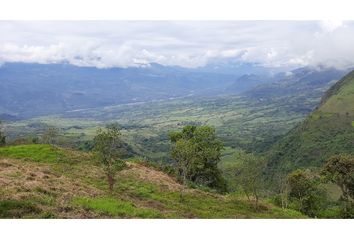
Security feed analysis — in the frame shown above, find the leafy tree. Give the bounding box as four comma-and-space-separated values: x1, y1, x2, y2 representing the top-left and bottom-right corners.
0, 120, 5, 146
42, 127, 59, 145
169, 125, 226, 192
170, 138, 195, 185
287, 169, 327, 217
93, 123, 126, 193
322, 154, 354, 217
234, 151, 266, 207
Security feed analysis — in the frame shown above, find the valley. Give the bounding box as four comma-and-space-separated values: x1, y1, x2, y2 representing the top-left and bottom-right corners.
3, 65, 348, 160
1, 62, 353, 219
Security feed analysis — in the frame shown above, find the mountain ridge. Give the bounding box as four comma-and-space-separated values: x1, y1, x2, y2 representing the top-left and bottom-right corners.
266, 69, 354, 177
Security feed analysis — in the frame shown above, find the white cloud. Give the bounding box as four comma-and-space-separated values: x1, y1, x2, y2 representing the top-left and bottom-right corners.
319, 20, 344, 32
0, 21, 354, 69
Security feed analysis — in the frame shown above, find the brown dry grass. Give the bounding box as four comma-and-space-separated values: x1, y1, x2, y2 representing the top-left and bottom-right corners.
0, 157, 190, 218
121, 162, 184, 191
0, 158, 103, 218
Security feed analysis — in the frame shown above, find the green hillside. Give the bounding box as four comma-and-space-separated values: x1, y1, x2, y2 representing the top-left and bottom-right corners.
267, 70, 354, 176
0, 144, 303, 218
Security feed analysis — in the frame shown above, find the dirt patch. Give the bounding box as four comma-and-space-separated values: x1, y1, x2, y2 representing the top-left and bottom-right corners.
121, 162, 185, 191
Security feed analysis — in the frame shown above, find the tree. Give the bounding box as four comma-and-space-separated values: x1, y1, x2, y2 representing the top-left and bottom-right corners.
234, 151, 266, 207
170, 138, 195, 185
287, 169, 327, 217
42, 127, 59, 145
322, 154, 354, 217
169, 125, 226, 192
0, 120, 5, 146
93, 123, 126, 193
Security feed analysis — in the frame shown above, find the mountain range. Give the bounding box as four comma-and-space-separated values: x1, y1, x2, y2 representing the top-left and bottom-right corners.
0, 62, 280, 119
0, 62, 349, 121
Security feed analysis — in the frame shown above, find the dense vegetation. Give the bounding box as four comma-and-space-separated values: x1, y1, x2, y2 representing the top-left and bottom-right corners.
267, 70, 354, 178
169, 126, 227, 192
258, 70, 354, 218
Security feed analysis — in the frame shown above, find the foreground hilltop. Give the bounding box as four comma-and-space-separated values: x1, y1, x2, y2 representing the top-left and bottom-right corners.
267, 70, 354, 175
0, 144, 302, 218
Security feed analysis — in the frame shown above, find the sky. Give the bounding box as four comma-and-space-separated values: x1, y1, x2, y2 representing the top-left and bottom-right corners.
0, 21, 354, 69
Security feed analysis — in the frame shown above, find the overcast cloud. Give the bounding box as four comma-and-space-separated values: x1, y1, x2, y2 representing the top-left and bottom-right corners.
0, 21, 354, 69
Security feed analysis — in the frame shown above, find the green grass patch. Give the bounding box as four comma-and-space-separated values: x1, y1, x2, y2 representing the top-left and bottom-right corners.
72, 197, 161, 218
0, 144, 64, 163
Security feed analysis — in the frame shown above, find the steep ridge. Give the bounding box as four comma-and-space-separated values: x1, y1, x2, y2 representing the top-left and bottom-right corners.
267, 70, 354, 176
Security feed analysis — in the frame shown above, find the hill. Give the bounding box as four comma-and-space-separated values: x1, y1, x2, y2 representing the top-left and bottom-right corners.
0, 144, 303, 218
267, 70, 354, 177
243, 67, 347, 115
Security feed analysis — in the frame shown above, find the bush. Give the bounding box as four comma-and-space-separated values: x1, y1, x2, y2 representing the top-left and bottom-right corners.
287, 169, 327, 217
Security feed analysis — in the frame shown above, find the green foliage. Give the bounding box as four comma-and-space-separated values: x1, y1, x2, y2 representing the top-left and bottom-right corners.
93, 123, 127, 192
322, 154, 354, 218
233, 150, 267, 206
169, 125, 227, 192
287, 169, 327, 217
322, 154, 354, 200
0, 144, 64, 163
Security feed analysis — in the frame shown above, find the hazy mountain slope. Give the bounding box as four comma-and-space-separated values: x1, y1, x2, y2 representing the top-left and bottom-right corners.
267, 70, 354, 176
244, 67, 347, 104
226, 74, 273, 93
0, 62, 274, 119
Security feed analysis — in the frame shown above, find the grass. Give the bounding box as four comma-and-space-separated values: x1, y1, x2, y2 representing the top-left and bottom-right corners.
0, 145, 305, 218
72, 197, 161, 218
0, 199, 40, 218
0, 144, 64, 163
104, 174, 304, 218
320, 70, 354, 114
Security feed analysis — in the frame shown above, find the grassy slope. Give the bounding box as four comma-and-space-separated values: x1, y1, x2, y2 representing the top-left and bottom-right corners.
0, 144, 304, 218
267, 70, 354, 175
